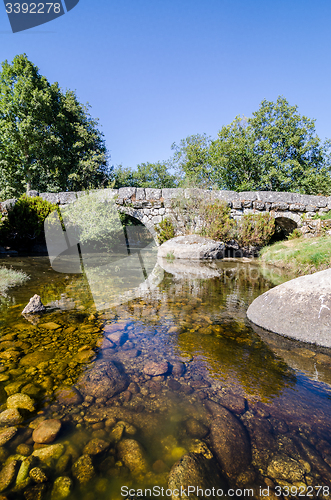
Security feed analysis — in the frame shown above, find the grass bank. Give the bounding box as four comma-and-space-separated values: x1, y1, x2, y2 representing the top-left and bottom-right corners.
259, 236, 331, 276
0, 266, 29, 295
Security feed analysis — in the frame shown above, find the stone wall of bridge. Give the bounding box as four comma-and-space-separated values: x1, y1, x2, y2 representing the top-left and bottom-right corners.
2, 187, 331, 238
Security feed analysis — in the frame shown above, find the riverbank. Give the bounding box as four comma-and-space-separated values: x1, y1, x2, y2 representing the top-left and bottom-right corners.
0, 266, 29, 295
259, 235, 331, 276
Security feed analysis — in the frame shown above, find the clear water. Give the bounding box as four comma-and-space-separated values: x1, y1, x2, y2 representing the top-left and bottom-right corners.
0, 256, 331, 499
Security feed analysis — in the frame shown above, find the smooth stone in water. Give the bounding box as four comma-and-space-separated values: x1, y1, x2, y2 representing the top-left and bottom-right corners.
32, 444, 64, 462
206, 401, 251, 480
83, 439, 109, 455
55, 387, 83, 406
168, 453, 227, 500
0, 409, 23, 426
72, 455, 95, 484
77, 361, 128, 398
0, 460, 18, 493
143, 361, 169, 377
117, 439, 149, 475
20, 351, 54, 366
51, 476, 73, 500
32, 419, 61, 444
267, 454, 305, 482
7, 393, 35, 412
0, 427, 17, 446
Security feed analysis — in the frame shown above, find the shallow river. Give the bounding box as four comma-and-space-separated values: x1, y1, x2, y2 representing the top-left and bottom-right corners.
0, 256, 330, 500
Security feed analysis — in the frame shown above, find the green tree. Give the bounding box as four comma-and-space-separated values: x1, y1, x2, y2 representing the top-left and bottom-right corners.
209, 116, 259, 191
114, 162, 178, 189
210, 97, 331, 194
170, 133, 214, 187
0, 54, 110, 199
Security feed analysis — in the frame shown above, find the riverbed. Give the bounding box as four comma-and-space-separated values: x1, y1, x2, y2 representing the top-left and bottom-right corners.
0, 256, 330, 500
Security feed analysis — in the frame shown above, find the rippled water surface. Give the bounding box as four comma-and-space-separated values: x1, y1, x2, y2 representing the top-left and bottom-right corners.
0, 256, 331, 500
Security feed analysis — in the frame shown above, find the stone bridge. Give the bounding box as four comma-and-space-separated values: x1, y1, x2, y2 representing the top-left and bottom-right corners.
3, 187, 331, 240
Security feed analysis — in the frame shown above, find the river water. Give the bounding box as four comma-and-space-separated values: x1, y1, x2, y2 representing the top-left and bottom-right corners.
0, 256, 330, 500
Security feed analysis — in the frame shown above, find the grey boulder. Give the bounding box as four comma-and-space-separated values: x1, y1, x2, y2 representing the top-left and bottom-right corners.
158, 235, 225, 260
247, 268, 331, 347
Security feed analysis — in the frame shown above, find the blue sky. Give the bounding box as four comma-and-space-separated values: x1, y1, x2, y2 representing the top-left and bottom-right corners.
1, 0, 330, 170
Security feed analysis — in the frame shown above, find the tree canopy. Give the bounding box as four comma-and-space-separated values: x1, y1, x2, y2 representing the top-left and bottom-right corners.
171, 97, 331, 194
0, 54, 110, 199
113, 161, 178, 189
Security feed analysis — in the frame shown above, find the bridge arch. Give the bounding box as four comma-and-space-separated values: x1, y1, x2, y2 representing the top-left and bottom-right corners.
118, 206, 159, 245
273, 212, 301, 236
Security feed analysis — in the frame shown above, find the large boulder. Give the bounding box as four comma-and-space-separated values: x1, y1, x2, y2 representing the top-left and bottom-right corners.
168, 453, 227, 500
158, 235, 225, 260
247, 268, 331, 347
76, 361, 128, 398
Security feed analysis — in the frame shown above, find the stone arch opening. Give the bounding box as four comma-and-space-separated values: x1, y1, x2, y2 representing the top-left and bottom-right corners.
273, 216, 298, 240
117, 207, 158, 246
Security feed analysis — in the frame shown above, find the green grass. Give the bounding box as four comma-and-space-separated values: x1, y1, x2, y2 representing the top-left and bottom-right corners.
259, 235, 331, 276
0, 266, 29, 295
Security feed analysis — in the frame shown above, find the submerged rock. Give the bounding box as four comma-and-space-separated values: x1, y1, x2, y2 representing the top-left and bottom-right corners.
0, 427, 17, 446
55, 387, 83, 406
32, 419, 62, 444
22, 295, 46, 315
0, 460, 18, 493
267, 454, 305, 482
168, 453, 227, 500
83, 439, 109, 455
143, 361, 169, 377
72, 455, 95, 484
32, 444, 64, 462
0, 409, 23, 426
117, 439, 149, 475
7, 393, 35, 412
77, 361, 128, 398
51, 476, 73, 499
206, 401, 251, 480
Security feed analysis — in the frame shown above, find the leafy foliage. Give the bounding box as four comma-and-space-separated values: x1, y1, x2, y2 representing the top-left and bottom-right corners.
199, 200, 235, 241
313, 210, 331, 220
288, 228, 302, 240
114, 162, 178, 189
61, 191, 123, 251
170, 134, 214, 188
0, 195, 58, 243
0, 54, 110, 198
171, 97, 331, 195
237, 213, 275, 247
155, 218, 175, 244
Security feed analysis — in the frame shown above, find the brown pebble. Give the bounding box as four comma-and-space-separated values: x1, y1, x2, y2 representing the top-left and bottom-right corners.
122, 391, 132, 402
32, 419, 61, 444
152, 460, 168, 473
16, 443, 32, 456
92, 422, 104, 430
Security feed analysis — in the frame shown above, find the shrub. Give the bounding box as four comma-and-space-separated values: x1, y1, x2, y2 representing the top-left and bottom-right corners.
237, 213, 275, 247
313, 210, 331, 220
199, 200, 235, 241
0, 195, 58, 243
288, 228, 302, 240
155, 218, 175, 244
